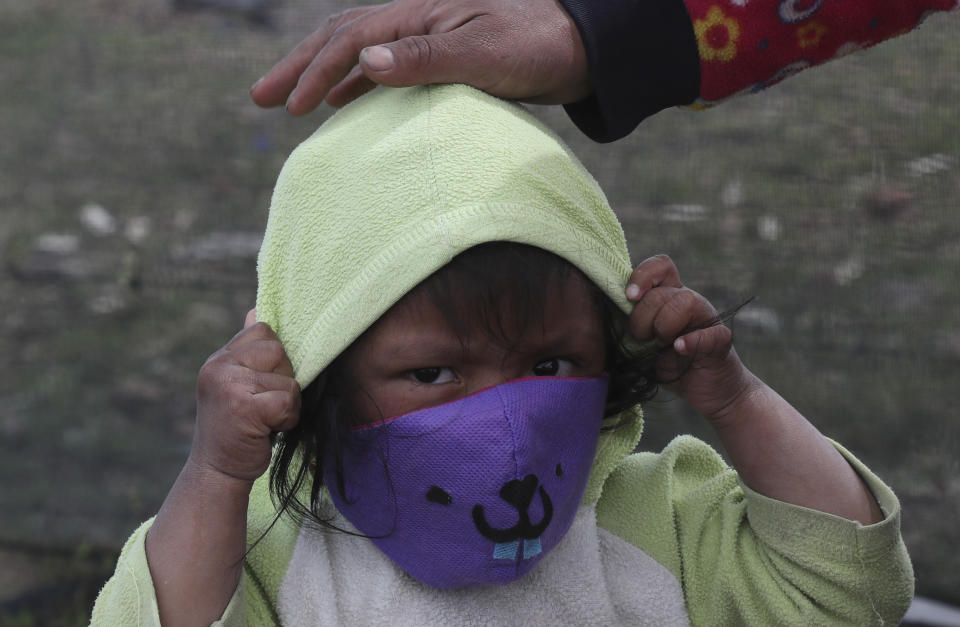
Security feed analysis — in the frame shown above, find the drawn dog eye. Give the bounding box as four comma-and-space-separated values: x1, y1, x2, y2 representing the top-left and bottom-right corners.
426, 485, 453, 505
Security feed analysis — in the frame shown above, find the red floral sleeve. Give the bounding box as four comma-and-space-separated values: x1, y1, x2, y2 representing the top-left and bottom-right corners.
686, 0, 959, 106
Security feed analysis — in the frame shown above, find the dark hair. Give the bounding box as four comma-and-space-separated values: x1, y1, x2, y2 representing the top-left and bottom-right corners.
269, 243, 661, 529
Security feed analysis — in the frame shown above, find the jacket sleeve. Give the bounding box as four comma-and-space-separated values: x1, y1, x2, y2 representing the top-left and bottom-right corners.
595, 435, 913, 626
559, 0, 959, 142
89, 476, 293, 626
89, 521, 257, 627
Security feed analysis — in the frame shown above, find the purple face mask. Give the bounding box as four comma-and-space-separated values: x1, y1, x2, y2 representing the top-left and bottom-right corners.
322, 376, 608, 589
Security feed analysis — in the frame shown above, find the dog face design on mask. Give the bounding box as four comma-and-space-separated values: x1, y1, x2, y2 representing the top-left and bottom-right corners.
324, 377, 607, 589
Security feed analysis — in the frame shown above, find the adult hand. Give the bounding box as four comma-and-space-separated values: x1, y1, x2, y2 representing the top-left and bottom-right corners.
250, 0, 590, 115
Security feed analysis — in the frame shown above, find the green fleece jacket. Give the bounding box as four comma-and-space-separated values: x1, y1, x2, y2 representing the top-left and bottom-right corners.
91, 84, 912, 626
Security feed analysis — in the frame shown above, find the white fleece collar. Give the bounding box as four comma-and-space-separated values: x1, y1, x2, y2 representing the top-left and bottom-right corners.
276, 503, 689, 626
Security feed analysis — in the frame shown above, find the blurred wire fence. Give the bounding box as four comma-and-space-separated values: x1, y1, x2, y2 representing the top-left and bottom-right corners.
1, 1, 958, 623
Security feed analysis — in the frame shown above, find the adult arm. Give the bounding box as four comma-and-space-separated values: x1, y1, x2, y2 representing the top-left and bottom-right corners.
250, 0, 957, 141
562, 0, 958, 141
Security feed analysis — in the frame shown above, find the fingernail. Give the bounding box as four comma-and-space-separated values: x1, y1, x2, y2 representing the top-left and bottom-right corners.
285, 92, 297, 112
626, 283, 640, 300
674, 338, 686, 353
361, 46, 394, 72
250, 77, 263, 93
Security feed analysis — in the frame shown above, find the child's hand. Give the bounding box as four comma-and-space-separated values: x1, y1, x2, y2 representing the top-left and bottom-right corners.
190, 310, 301, 483
626, 255, 757, 422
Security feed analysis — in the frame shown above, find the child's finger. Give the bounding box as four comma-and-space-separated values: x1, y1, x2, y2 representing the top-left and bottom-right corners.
632, 285, 716, 344
229, 339, 296, 378
250, 370, 301, 397
252, 389, 302, 432
673, 325, 733, 361
244, 308, 257, 329
224, 320, 275, 350
628, 286, 683, 343
625, 254, 683, 302
649, 289, 719, 347
629, 287, 720, 348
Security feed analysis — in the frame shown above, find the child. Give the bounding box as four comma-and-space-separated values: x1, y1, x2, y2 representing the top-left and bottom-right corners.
92, 84, 910, 626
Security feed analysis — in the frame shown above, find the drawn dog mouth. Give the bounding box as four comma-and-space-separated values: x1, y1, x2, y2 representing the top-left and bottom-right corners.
471, 474, 553, 543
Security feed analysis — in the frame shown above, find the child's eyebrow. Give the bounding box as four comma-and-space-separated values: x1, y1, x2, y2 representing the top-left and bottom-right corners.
383, 327, 602, 362
380, 337, 467, 363
544, 320, 605, 343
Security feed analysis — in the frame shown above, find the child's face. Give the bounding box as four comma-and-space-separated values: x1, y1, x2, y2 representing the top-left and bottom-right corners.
342, 271, 607, 424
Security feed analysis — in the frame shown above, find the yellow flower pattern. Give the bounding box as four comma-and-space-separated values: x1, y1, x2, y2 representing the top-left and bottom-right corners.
694, 6, 741, 63
694, 0, 950, 104
797, 21, 828, 49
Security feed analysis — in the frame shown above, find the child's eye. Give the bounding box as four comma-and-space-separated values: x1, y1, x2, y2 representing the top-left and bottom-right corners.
410, 367, 455, 384
532, 359, 573, 377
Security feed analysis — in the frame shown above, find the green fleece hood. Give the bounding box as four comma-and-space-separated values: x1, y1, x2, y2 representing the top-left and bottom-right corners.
256, 84, 641, 502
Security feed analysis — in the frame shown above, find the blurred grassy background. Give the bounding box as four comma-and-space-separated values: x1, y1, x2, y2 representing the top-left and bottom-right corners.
0, 0, 958, 623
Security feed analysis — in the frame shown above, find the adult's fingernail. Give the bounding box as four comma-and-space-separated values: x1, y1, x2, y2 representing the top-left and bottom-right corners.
250, 77, 263, 93
626, 283, 640, 300
361, 46, 394, 72
674, 337, 686, 353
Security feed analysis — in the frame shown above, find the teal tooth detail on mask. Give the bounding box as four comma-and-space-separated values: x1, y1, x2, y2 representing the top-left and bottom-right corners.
492, 538, 542, 561
493, 541, 520, 560
523, 538, 542, 560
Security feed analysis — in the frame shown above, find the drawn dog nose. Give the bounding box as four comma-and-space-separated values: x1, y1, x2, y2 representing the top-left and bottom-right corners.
473, 473, 553, 543
499, 474, 538, 511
